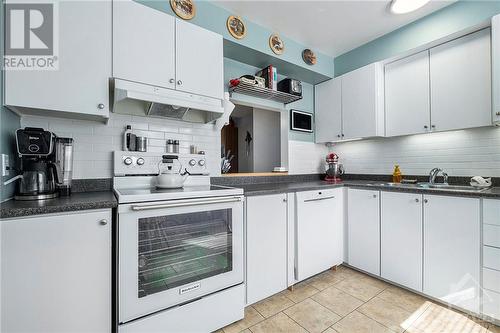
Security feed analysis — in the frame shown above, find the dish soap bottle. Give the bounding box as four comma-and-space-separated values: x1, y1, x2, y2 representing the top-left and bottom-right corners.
392, 165, 402, 183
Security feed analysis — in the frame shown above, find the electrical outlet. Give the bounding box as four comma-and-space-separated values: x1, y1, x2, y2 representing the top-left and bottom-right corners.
2, 154, 10, 177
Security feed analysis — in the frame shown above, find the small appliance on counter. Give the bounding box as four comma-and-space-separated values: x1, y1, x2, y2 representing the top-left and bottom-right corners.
325, 152, 344, 183
3, 127, 74, 200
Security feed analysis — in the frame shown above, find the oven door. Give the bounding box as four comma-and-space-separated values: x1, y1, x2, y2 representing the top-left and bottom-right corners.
118, 196, 244, 323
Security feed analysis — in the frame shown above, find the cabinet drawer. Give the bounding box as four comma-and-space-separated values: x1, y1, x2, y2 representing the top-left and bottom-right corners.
484, 199, 500, 226
484, 224, 500, 248
484, 268, 500, 293
483, 289, 500, 320
297, 188, 340, 202
484, 246, 500, 271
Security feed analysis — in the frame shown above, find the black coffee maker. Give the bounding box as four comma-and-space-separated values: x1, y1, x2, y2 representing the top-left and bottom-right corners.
12, 127, 74, 200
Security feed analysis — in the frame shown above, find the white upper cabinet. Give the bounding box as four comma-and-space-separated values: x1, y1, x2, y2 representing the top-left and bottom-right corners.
341, 63, 385, 140
113, 0, 176, 89
5, 0, 111, 120
385, 51, 431, 137
423, 195, 480, 313
175, 20, 223, 99
315, 78, 342, 142
112, 0, 223, 99
381, 192, 423, 291
430, 28, 492, 132
347, 189, 380, 276
493, 15, 500, 124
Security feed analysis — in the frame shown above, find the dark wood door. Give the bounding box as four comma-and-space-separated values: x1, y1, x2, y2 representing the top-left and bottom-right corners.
221, 118, 238, 173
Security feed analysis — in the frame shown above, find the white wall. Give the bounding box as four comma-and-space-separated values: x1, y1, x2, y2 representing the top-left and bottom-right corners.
288, 140, 329, 174
234, 113, 253, 173
253, 108, 281, 172
20, 113, 221, 179
333, 127, 500, 177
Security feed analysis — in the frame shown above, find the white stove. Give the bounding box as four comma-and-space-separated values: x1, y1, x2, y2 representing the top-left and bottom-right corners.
113, 151, 243, 203
113, 151, 245, 332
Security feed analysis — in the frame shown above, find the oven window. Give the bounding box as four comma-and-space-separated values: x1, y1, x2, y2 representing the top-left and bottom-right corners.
137, 209, 233, 298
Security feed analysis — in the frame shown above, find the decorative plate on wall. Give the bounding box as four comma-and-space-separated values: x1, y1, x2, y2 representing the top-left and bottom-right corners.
269, 34, 285, 55
227, 15, 246, 39
302, 49, 317, 65
170, 0, 196, 20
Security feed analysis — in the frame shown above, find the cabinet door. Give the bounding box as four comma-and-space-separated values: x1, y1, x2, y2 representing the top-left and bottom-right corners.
296, 189, 343, 281
430, 28, 491, 132
246, 194, 287, 305
176, 19, 223, 99
315, 78, 342, 142
381, 192, 423, 291
5, 0, 111, 118
342, 63, 384, 140
1, 210, 111, 332
385, 51, 431, 137
493, 15, 500, 124
347, 189, 380, 275
113, 0, 176, 89
423, 195, 480, 313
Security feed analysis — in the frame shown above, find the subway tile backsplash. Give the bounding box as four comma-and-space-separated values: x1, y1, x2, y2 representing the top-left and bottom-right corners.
20, 113, 221, 179
333, 126, 500, 177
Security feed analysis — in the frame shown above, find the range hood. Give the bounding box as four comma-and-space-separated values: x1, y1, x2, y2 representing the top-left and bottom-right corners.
113, 79, 233, 128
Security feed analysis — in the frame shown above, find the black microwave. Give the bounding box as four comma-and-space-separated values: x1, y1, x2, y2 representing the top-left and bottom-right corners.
290, 110, 313, 133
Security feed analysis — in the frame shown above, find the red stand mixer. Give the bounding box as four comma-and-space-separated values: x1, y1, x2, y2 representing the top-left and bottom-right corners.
325, 153, 344, 183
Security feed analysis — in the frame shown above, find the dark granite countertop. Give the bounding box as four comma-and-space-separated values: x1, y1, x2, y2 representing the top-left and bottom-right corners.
0, 191, 118, 219
238, 180, 500, 198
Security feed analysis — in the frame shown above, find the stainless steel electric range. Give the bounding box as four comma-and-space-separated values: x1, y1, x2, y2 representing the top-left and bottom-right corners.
113, 151, 244, 333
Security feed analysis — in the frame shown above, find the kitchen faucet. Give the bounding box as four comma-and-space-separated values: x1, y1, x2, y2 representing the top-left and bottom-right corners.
429, 168, 449, 185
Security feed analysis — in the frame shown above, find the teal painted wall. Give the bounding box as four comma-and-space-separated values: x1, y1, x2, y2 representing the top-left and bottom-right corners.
224, 57, 314, 142
0, 3, 21, 201
335, 1, 500, 76
138, 0, 334, 81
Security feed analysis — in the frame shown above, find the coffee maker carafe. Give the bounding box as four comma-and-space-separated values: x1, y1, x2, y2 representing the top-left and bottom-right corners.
4, 127, 74, 200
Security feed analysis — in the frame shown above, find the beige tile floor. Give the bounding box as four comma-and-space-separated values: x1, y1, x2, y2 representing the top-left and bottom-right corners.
218, 266, 500, 333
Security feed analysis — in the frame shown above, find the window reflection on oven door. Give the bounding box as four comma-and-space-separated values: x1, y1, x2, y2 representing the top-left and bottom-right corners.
118, 196, 244, 324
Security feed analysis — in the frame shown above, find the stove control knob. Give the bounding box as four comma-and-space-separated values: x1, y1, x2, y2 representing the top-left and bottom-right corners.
189, 159, 197, 166
124, 157, 133, 166
137, 158, 145, 166
198, 159, 206, 166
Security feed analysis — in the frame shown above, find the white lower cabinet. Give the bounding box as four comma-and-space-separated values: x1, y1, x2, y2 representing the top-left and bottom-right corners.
245, 194, 288, 305
381, 192, 423, 291
295, 188, 344, 281
1, 209, 112, 333
347, 189, 380, 276
423, 195, 480, 313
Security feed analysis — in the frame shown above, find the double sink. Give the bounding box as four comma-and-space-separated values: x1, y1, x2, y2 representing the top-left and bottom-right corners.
367, 182, 488, 193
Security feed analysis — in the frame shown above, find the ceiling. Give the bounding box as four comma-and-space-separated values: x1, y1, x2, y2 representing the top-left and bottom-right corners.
213, 0, 455, 57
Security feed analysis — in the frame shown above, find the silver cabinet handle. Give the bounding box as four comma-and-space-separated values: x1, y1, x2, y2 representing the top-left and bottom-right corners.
169, 78, 175, 84
132, 196, 242, 211
304, 196, 336, 203
496, 112, 500, 116
99, 219, 108, 225
177, 80, 182, 85
97, 103, 105, 110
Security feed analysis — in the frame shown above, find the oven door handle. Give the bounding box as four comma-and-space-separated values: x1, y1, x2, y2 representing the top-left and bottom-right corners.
131, 196, 243, 211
